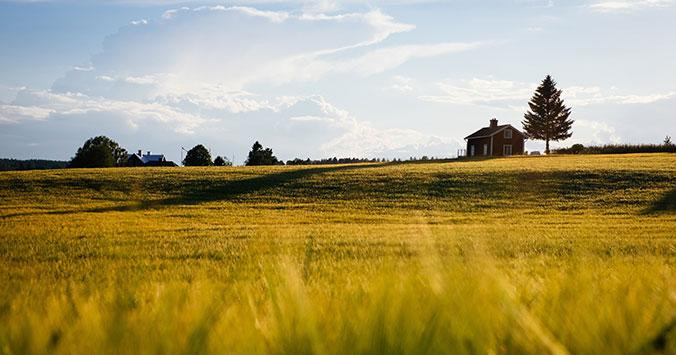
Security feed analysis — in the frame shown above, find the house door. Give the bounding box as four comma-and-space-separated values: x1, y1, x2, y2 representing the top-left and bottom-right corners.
470, 145, 475, 156
503, 144, 512, 156
483, 144, 488, 156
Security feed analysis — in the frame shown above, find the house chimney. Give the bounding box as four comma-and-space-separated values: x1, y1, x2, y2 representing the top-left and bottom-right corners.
137, 150, 142, 156
490, 118, 498, 128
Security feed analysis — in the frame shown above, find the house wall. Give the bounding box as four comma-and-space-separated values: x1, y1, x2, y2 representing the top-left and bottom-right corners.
466, 137, 492, 157
126, 155, 145, 167
491, 129, 525, 156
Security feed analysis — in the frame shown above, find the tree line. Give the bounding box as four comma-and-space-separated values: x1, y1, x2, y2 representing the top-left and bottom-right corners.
6, 75, 671, 170
0, 158, 68, 171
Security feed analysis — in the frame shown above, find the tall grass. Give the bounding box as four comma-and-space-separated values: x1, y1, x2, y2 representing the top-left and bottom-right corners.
0, 153, 674, 354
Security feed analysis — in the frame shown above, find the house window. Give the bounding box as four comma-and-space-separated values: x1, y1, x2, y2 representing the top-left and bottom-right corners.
470, 145, 475, 156
483, 144, 488, 156
504, 129, 512, 139
503, 144, 513, 156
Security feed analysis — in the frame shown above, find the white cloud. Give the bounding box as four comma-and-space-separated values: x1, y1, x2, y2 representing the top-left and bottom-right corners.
420, 78, 535, 105
0, 104, 53, 123
4, 89, 206, 134
124, 75, 159, 85
1, 88, 459, 159
420, 78, 676, 107
566, 86, 676, 105
130, 19, 148, 25
96, 75, 115, 82
191, 5, 291, 23
568, 119, 622, 144
389, 75, 414, 93
588, 0, 672, 12
1, 5, 484, 161
162, 7, 189, 19
73, 65, 94, 71
339, 42, 486, 76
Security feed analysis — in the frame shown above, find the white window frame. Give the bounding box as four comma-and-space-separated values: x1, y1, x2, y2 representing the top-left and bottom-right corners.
483, 144, 488, 156
503, 144, 513, 156
504, 129, 512, 139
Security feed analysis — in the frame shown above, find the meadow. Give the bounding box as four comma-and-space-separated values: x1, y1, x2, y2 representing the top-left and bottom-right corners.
0, 153, 674, 354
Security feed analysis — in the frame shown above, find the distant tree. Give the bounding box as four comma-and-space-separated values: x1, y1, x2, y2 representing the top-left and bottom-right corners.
213, 156, 232, 166
522, 75, 574, 154
664, 136, 673, 146
69, 136, 127, 168
183, 144, 212, 166
245, 141, 281, 166
213, 156, 225, 166
570, 144, 585, 154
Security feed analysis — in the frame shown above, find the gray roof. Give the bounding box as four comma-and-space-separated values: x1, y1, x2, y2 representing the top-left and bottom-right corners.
127, 153, 166, 164
141, 154, 165, 163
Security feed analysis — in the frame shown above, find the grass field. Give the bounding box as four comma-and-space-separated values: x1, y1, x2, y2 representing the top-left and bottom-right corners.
0, 153, 674, 354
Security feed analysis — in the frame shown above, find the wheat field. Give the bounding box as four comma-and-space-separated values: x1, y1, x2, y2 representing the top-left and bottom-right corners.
0, 154, 674, 354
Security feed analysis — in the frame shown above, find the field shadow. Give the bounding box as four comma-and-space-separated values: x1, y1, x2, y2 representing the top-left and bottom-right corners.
0, 164, 387, 218
2, 160, 672, 219
642, 188, 676, 214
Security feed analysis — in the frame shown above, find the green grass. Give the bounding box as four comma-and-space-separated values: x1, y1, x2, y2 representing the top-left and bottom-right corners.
0, 153, 674, 354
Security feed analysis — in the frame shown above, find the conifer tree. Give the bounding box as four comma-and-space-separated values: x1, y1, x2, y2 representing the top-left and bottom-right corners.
522, 75, 573, 154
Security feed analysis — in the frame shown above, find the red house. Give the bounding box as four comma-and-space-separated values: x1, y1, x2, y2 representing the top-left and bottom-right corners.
464, 118, 525, 157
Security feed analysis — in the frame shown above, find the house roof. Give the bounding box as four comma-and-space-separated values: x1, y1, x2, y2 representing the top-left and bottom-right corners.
464, 124, 524, 140
126, 153, 166, 164
140, 154, 165, 163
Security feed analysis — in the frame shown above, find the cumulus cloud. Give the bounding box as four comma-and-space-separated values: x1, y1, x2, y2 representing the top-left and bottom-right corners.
6, 89, 206, 134
571, 119, 621, 144
51, 6, 438, 97
1, 90, 460, 160
0, 4, 478, 161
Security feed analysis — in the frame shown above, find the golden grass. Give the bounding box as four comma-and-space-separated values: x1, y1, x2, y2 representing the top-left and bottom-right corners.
0, 153, 674, 354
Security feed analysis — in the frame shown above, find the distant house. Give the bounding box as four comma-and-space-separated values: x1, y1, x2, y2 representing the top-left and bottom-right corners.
464, 118, 525, 157
125, 150, 177, 167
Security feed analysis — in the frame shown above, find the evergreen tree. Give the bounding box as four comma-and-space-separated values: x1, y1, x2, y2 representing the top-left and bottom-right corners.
522, 75, 573, 154
183, 144, 212, 166
245, 141, 280, 166
69, 136, 127, 168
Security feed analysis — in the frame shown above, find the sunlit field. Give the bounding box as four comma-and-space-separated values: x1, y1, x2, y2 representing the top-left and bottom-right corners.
0, 154, 674, 354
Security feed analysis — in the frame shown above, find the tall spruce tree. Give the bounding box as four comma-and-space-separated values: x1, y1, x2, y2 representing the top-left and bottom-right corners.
522, 75, 573, 154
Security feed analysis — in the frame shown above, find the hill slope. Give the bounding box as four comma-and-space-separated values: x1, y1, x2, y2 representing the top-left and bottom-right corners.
0, 154, 674, 354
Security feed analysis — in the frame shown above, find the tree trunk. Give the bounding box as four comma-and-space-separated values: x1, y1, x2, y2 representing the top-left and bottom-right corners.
545, 139, 550, 155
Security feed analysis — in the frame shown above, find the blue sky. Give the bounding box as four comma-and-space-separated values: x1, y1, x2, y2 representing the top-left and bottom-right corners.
1, 0, 675, 163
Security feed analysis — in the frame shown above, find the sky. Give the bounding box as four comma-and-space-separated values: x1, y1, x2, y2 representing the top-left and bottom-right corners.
1, 0, 675, 164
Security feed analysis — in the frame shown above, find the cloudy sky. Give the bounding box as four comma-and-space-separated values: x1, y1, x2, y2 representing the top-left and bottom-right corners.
1, 0, 674, 163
